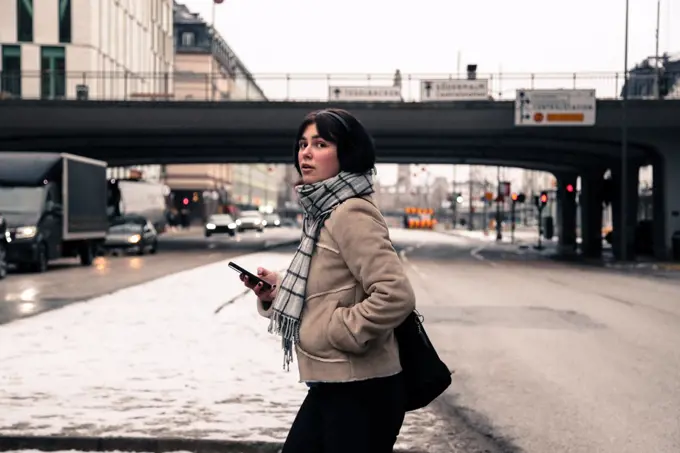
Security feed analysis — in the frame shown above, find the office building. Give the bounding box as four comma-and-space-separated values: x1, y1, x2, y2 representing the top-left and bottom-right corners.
0, 0, 174, 100
163, 2, 275, 223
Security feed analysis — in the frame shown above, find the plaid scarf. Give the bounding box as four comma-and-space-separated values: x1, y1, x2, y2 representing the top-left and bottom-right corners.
268, 171, 374, 370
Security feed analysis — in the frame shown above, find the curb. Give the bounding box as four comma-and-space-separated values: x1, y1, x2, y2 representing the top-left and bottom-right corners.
0, 435, 424, 453
262, 238, 299, 250
435, 229, 545, 251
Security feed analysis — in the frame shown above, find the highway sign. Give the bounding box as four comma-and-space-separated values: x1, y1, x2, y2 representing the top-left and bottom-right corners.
420, 79, 489, 101
328, 86, 402, 102
515, 89, 596, 126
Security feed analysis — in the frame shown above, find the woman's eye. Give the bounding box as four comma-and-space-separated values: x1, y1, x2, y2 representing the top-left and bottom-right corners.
314, 141, 327, 148
298, 142, 307, 149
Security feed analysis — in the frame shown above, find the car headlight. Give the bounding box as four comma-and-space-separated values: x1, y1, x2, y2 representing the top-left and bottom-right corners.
4, 230, 11, 242
15, 226, 37, 239
262, 220, 267, 226
235, 219, 241, 226
228, 223, 236, 229
128, 234, 141, 244
206, 223, 216, 230
274, 220, 280, 226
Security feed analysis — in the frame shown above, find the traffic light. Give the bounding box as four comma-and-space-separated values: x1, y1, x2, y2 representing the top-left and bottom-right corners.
539, 191, 548, 207
182, 197, 189, 205
566, 183, 574, 193
511, 192, 518, 202
517, 193, 526, 203
455, 193, 463, 204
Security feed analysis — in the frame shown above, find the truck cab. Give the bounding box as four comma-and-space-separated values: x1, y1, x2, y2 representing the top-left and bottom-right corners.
0, 182, 66, 272
0, 152, 108, 273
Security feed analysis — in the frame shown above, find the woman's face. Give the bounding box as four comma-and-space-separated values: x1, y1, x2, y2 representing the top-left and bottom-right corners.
297, 122, 340, 184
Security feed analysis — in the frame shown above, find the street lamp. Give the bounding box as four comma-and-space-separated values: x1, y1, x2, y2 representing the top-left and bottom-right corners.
208, 0, 224, 101
620, 0, 630, 261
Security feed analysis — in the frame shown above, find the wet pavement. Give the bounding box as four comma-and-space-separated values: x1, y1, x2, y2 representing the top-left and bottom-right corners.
0, 229, 299, 325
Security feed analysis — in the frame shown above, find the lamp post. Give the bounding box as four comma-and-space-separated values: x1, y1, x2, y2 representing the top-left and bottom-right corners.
619, 0, 630, 261
208, 0, 223, 101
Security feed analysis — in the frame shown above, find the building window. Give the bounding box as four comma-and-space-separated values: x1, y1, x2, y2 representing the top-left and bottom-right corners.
1, 46, 22, 97
181, 32, 195, 47
59, 0, 72, 43
17, 0, 33, 42
41, 46, 66, 99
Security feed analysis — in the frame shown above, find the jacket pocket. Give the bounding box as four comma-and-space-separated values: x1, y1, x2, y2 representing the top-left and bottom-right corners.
327, 306, 370, 355
298, 297, 349, 362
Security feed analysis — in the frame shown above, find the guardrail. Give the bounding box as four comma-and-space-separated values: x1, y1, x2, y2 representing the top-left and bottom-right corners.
0, 70, 677, 102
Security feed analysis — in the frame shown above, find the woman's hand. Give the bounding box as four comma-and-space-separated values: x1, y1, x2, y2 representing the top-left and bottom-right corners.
241, 267, 278, 302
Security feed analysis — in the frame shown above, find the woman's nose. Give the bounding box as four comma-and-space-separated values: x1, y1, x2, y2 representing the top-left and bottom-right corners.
300, 146, 313, 158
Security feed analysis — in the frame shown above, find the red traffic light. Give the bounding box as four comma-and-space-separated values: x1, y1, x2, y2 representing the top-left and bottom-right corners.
566, 183, 574, 193
511, 192, 518, 201
182, 198, 189, 205
540, 194, 548, 204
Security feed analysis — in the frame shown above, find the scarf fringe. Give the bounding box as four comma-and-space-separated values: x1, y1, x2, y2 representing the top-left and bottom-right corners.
268, 312, 299, 371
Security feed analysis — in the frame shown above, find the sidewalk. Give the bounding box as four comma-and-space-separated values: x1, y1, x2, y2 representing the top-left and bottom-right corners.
0, 250, 458, 453
436, 226, 680, 274
435, 225, 555, 248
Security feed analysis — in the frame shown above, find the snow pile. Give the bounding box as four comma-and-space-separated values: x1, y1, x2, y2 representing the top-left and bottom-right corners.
0, 248, 453, 451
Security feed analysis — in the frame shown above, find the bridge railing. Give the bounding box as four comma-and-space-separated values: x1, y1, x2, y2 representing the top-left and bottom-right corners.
0, 70, 678, 102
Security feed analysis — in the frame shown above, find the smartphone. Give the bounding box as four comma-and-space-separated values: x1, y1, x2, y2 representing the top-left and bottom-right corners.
228, 261, 272, 291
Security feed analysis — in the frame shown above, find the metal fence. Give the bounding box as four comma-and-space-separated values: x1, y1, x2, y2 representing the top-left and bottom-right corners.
0, 70, 678, 102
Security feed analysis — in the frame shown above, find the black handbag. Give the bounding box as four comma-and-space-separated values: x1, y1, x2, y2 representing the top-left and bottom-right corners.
395, 310, 453, 412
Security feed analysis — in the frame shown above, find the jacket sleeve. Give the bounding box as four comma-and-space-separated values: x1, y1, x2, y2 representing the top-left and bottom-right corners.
326, 198, 416, 354
255, 272, 283, 318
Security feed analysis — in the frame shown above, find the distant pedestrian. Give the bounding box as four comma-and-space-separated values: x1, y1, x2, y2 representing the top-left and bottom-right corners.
240, 108, 416, 453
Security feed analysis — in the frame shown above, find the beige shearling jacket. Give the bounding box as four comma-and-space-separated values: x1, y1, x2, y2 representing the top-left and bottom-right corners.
257, 196, 416, 383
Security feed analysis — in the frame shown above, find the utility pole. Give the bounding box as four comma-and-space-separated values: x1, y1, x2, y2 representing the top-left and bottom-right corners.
654, 0, 662, 99
620, 0, 630, 261
468, 165, 474, 230
496, 166, 503, 241
452, 164, 457, 228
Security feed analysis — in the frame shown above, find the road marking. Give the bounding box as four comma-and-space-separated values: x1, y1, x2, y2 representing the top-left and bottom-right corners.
409, 262, 428, 279
398, 249, 409, 262
470, 243, 498, 267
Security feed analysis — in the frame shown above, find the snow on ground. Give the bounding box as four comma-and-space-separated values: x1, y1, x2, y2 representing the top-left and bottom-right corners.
442, 227, 547, 244
6, 451, 192, 453
0, 247, 454, 451
388, 226, 472, 245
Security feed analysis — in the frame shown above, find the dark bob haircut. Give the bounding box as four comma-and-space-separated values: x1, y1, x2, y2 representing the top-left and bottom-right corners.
293, 108, 376, 176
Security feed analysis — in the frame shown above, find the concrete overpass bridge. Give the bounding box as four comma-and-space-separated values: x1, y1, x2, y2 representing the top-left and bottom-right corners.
0, 98, 679, 261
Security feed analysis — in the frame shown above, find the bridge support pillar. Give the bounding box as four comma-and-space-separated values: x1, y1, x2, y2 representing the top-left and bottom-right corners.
654, 147, 680, 260
580, 170, 605, 258
610, 162, 641, 260
556, 172, 578, 256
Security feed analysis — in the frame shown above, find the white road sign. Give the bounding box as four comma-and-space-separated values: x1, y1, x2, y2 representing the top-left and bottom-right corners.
328, 86, 402, 102
420, 79, 489, 101
515, 89, 596, 126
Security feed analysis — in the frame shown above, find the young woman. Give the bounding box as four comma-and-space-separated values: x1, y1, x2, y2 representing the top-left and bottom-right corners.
240, 108, 416, 453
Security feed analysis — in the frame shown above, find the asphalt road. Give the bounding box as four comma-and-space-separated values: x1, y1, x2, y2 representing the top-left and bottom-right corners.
3, 226, 679, 453
0, 228, 299, 325
392, 228, 680, 453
